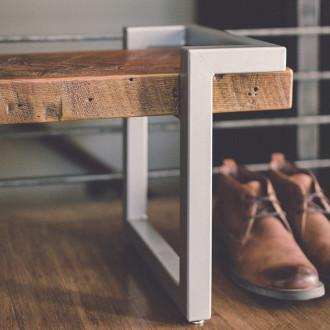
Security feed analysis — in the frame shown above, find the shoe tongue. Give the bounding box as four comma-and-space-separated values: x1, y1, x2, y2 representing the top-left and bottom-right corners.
290, 173, 313, 193
245, 180, 263, 196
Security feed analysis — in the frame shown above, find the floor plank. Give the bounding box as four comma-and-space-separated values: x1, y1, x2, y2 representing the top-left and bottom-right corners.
1, 197, 329, 329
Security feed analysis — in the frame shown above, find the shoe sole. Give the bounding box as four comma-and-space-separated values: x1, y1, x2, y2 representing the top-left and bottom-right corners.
231, 272, 325, 300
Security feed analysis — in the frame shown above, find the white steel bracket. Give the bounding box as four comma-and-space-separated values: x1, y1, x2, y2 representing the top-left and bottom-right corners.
123, 24, 286, 323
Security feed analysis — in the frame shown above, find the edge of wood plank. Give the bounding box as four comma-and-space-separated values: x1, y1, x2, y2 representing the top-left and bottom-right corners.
212, 68, 293, 113
0, 68, 293, 124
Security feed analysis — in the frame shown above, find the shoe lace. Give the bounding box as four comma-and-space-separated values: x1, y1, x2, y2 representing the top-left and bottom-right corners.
297, 188, 330, 238
302, 190, 330, 215
244, 193, 286, 221
241, 193, 289, 245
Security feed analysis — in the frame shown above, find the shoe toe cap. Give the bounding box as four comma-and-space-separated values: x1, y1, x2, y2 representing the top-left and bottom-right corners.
270, 265, 319, 289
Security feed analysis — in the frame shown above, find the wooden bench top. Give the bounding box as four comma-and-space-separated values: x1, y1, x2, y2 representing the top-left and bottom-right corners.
0, 48, 292, 124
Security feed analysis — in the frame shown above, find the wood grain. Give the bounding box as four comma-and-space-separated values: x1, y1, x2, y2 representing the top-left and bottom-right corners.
1, 197, 328, 329
0, 48, 181, 79
213, 68, 293, 113
0, 48, 292, 124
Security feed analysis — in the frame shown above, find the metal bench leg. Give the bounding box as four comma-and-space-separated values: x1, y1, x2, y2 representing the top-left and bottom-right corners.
123, 25, 286, 323
123, 25, 212, 323
179, 68, 213, 322
123, 96, 212, 323
123, 117, 148, 223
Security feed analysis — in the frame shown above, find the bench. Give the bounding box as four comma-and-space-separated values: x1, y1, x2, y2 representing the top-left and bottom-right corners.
0, 25, 293, 323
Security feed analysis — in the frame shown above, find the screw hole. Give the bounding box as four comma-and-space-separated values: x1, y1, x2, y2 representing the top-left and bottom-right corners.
215, 74, 224, 81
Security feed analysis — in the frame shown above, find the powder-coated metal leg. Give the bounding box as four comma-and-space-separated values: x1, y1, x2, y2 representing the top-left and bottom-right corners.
123, 93, 212, 321
123, 25, 287, 323
179, 52, 213, 321
123, 117, 148, 222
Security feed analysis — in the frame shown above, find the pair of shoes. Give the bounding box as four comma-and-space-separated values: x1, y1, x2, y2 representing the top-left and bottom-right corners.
213, 154, 329, 300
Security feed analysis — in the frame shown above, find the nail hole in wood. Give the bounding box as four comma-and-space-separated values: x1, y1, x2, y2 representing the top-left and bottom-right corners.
248, 93, 252, 96
172, 87, 179, 98
18, 104, 23, 108
88, 97, 94, 102
254, 87, 259, 92
129, 77, 134, 81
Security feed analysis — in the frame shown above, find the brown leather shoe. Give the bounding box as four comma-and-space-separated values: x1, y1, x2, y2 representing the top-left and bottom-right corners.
214, 159, 324, 300
269, 153, 330, 283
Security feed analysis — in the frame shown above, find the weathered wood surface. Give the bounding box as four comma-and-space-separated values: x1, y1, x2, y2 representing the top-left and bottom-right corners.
213, 68, 292, 113
1, 197, 328, 329
0, 48, 292, 124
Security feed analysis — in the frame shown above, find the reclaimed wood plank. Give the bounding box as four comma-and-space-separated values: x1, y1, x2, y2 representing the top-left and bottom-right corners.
213, 68, 293, 113
0, 48, 292, 124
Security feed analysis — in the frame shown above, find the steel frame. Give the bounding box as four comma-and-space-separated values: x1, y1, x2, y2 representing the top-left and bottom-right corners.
123, 25, 286, 322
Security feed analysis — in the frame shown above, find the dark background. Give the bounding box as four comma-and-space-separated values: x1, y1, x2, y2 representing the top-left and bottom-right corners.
197, 0, 330, 194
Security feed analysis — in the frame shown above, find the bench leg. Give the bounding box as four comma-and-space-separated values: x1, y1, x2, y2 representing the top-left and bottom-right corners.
123, 112, 212, 322
122, 25, 212, 323
123, 117, 148, 223
123, 24, 286, 323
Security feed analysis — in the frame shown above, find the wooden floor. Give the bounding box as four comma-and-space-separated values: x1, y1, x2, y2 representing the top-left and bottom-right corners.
1, 197, 329, 329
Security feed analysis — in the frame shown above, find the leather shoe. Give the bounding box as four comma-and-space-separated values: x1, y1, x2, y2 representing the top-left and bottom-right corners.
269, 153, 330, 283
213, 159, 325, 299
